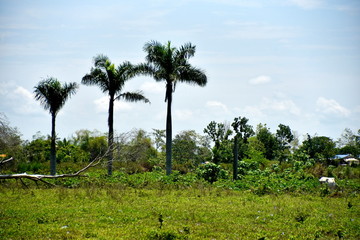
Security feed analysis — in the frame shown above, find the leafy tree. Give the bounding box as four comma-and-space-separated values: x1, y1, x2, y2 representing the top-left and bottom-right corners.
71, 129, 107, 161
124, 129, 156, 163
204, 121, 233, 164
0, 113, 22, 157
138, 41, 207, 175
255, 124, 278, 160
231, 116, 254, 180
152, 129, 166, 152
275, 124, 294, 162
337, 128, 360, 156
56, 138, 89, 163
172, 130, 198, 164
34, 77, 78, 175
82, 55, 150, 175
23, 134, 50, 163
244, 137, 268, 168
172, 130, 212, 169
300, 134, 336, 163
115, 129, 157, 172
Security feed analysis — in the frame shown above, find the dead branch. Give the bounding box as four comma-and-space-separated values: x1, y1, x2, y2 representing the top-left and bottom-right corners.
0, 157, 14, 166
0, 144, 114, 185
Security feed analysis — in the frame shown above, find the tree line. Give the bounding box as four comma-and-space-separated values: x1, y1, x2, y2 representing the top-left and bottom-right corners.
1, 110, 359, 177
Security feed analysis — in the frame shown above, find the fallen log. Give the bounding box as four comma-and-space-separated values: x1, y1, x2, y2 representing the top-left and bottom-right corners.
0, 147, 110, 185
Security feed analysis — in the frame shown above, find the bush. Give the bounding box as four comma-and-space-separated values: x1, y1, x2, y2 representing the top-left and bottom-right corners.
197, 162, 228, 183
16, 162, 46, 173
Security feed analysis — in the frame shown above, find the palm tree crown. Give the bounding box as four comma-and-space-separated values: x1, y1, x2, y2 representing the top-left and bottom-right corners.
34, 77, 78, 116
141, 41, 207, 99
139, 40, 207, 175
82, 54, 149, 103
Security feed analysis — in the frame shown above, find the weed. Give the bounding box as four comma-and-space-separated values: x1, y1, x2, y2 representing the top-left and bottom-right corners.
294, 212, 309, 223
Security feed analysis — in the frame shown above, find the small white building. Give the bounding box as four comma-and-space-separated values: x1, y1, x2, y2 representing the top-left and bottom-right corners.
319, 177, 336, 188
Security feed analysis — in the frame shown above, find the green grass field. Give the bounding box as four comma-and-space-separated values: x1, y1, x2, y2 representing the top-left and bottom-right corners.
1, 183, 359, 240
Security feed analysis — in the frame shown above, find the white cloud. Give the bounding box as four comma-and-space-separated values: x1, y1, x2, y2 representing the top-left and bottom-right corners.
11, 86, 41, 114
262, 97, 301, 116
14, 86, 34, 100
174, 109, 193, 121
316, 97, 350, 117
242, 106, 265, 118
140, 81, 164, 94
249, 75, 271, 85
239, 96, 301, 119
94, 96, 132, 113
206, 100, 230, 113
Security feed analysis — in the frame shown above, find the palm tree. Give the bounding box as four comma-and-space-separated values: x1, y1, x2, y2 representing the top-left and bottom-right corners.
82, 54, 150, 176
34, 77, 78, 175
138, 41, 207, 175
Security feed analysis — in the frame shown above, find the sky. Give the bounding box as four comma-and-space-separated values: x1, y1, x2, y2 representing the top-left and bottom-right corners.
0, 0, 359, 142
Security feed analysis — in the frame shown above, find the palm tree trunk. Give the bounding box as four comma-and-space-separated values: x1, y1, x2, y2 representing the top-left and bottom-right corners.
50, 113, 56, 175
165, 83, 172, 175
108, 95, 114, 176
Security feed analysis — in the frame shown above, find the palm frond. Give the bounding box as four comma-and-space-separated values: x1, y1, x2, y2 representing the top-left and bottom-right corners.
117, 61, 136, 80
116, 91, 150, 104
93, 54, 110, 69
176, 42, 196, 60
82, 68, 110, 93
144, 40, 174, 68
177, 65, 207, 86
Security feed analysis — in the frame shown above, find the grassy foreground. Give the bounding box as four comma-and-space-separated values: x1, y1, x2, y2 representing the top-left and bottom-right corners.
0, 184, 359, 240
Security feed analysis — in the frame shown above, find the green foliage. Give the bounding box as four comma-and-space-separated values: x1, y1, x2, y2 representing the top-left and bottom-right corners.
275, 124, 294, 162
72, 129, 108, 160
300, 134, 336, 163
336, 128, 360, 156
152, 129, 166, 152
204, 121, 233, 164
196, 162, 228, 183
23, 135, 51, 163
115, 129, 157, 173
244, 138, 268, 167
17, 161, 46, 173
256, 123, 278, 160
172, 130, 212, 169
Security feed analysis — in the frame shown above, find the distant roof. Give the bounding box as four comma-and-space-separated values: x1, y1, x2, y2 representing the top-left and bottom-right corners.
333, 154, 352, 159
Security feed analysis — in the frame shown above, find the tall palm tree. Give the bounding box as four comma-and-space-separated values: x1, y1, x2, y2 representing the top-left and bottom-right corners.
34, 77, 78, 175
138, 41, 207, 175
82, 54, 150, 176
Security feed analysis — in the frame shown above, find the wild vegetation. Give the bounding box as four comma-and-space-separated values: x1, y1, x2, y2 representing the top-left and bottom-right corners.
1, 116, 359, 238
1, 40, 359, 239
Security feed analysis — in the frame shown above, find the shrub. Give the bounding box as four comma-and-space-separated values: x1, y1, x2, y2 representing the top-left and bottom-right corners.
197, 162, 228, 183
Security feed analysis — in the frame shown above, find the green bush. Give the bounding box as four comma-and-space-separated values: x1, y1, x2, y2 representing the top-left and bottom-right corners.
196, 162, 228, 183
16, 162, 46, 173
